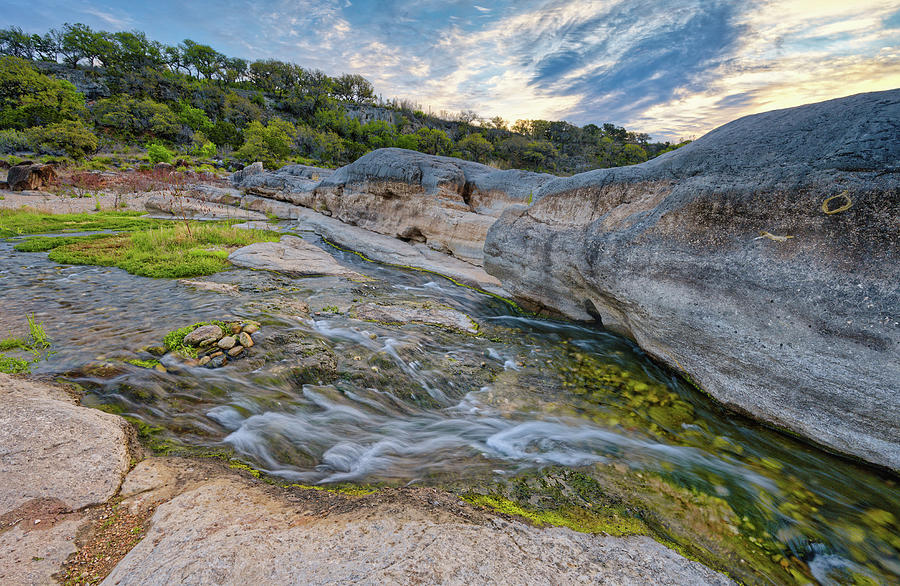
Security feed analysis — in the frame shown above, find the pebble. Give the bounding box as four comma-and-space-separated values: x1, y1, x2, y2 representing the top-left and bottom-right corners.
242, 323, 259, 334
208, 354, 227, 368
154, 364, 167, 373
199, 356, 211, 366
229, 323, 242, 335
238, 331, 254, 348
228, 345, 244, 357
184, 324, 224, 346
217, 336, 236, 350
210, 351, 223, 358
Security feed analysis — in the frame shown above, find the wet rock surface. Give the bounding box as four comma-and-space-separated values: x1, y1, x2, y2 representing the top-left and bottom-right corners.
484, 89, 900, 470
105, 462, 732, 586
352, 300, 479, 334
227, 235, 365, 279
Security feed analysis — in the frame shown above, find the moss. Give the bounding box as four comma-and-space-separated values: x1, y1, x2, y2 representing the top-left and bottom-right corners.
124, 358, 161, 369
290, 483, 379, 497
228, 460, 262, 478
462, 493, 648, 536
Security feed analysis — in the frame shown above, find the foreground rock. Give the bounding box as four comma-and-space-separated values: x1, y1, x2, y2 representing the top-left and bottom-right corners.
227, 235, 364, 279
106, 462, 730, 586
0, 373, 133, 585
485, 89, 900, 470
232, 149, 554, 265
0, 375, 730, 584
4, 162, 56, 191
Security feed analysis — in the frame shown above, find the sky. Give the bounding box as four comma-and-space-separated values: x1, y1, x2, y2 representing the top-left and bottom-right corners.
7, 0, 900, 140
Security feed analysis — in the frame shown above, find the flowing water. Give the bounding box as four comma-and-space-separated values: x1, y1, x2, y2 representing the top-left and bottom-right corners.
1, 228, 897, 585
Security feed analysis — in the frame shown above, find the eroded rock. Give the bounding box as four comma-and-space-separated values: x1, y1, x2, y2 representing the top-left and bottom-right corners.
352, 301, 479, 334
484, 89, 900, 471
6, 162, 56, 191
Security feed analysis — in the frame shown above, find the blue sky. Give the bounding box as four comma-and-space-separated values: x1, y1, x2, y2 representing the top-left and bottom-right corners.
7, 0, 900, 140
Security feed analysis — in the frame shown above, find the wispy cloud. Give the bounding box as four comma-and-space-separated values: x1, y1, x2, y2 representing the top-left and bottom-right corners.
7, 0, 899, 140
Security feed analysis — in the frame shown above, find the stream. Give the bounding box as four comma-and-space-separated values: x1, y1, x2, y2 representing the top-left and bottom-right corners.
1, 226, 897, 585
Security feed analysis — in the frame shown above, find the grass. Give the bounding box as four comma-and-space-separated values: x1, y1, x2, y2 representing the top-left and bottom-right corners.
46, 223, 281, 278
0, 209, 164, 238
0, 313, 51, 374
13, 234, 111, 252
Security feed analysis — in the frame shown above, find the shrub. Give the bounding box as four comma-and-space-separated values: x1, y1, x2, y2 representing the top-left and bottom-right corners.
27, 120, 99, 158
0, 128, 30, 153
146, 143, 174, 165
236, 119, 297, 168
0, 56, 85, 129
176, 102, 213, 132
93, 97, 180, 140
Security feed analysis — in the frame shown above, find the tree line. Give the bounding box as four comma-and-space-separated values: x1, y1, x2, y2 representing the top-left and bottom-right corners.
0, 23, 687, 173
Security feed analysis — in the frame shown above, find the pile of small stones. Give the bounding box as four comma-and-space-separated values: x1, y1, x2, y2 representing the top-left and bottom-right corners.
181, 321, 260, 368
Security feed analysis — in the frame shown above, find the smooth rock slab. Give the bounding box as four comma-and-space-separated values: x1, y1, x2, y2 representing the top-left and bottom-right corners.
227, 235, 364, 279
0, 373, 132, 515
103, 477, 731, 586
352, 301, 479, 334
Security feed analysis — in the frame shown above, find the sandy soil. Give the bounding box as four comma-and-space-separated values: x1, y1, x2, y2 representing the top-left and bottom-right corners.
0, 189, 154, 214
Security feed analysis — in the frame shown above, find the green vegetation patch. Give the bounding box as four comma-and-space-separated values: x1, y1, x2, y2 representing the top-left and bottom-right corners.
124, 358, 161, 369
0, 209, 162, 238
13, 233, 111, 252
46, 223, 280, 278
0, 314, 52, 374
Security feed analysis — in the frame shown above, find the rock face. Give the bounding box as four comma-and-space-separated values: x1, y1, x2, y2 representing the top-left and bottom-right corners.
227, 235, 364, 279
6, 162, 56, 191
231, 149, 554, 266
104, 473, 731, 586
145, 193, 268, 220
485, 89, 900, 471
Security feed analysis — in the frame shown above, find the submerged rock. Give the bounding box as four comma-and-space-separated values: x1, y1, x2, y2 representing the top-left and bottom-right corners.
227, 235, 365, 280
352, 301, 479, 334
484, 89, 900, 471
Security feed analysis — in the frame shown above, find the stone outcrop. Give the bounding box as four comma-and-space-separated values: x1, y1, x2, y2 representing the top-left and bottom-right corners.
0, 375, 730, 584
484, 89, 900, 471
227, 235, 364, 279
231, 148, 554, 266
145, 193, 268, 221
5, 162, 56, 191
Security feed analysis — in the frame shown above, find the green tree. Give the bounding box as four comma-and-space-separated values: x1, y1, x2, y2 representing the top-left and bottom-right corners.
414, 127, 451, 156
236, 119, 297, 168
93, 97, 180, 139
26, 119, 98, 158
0, 56, 85, 129
457, 133, 493, 163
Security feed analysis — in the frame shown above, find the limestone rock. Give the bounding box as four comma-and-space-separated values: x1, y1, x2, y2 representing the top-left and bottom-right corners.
227, 345, 244, 357
103, 479, 731, 585
217, 336, 236, 350
484, 89, 900, 471
0, 373, 132, 514
230, 161, 264, 185
6, 163, 56, 191
145, 193, 268, 220
238, 331, 254, 347
183, 324, 224, 346
227, 235, 364, 279
352, 301, 479, 334
178, 280, 240, 295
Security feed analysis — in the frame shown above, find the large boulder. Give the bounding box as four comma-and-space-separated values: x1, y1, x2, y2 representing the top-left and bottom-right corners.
484, 89, 900, 471
227, 235, 364, 279
230, 149, 554, 266
6, 162, 56, 191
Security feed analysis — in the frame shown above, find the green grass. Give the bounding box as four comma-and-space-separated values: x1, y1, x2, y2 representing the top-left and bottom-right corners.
47, 223, 281, 278
0, 313, 51, 374
13, 234, 111, 252
0, 209, 163, 238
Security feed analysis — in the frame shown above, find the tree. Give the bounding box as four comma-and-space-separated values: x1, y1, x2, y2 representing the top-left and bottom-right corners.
414, 127, 451, 155
457, 133, 493, 163
489, 116, 507, 130
236, 119, 297, 168
182, 39, 222, 79
0, 27, 34, 59
333, 73, 374, 103
0, 56, 85, 129
59, 23, 110, 68
93, 97, 180, 139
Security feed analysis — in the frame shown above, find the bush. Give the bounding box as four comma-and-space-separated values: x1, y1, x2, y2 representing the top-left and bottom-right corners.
0, 56, 85, 129
236, 119, 296, 168
176, 102, 213, 132
26, 120, 98, 159
0, 128, 30, 153
93, 97, 180, 140
146, 143, 174, 165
